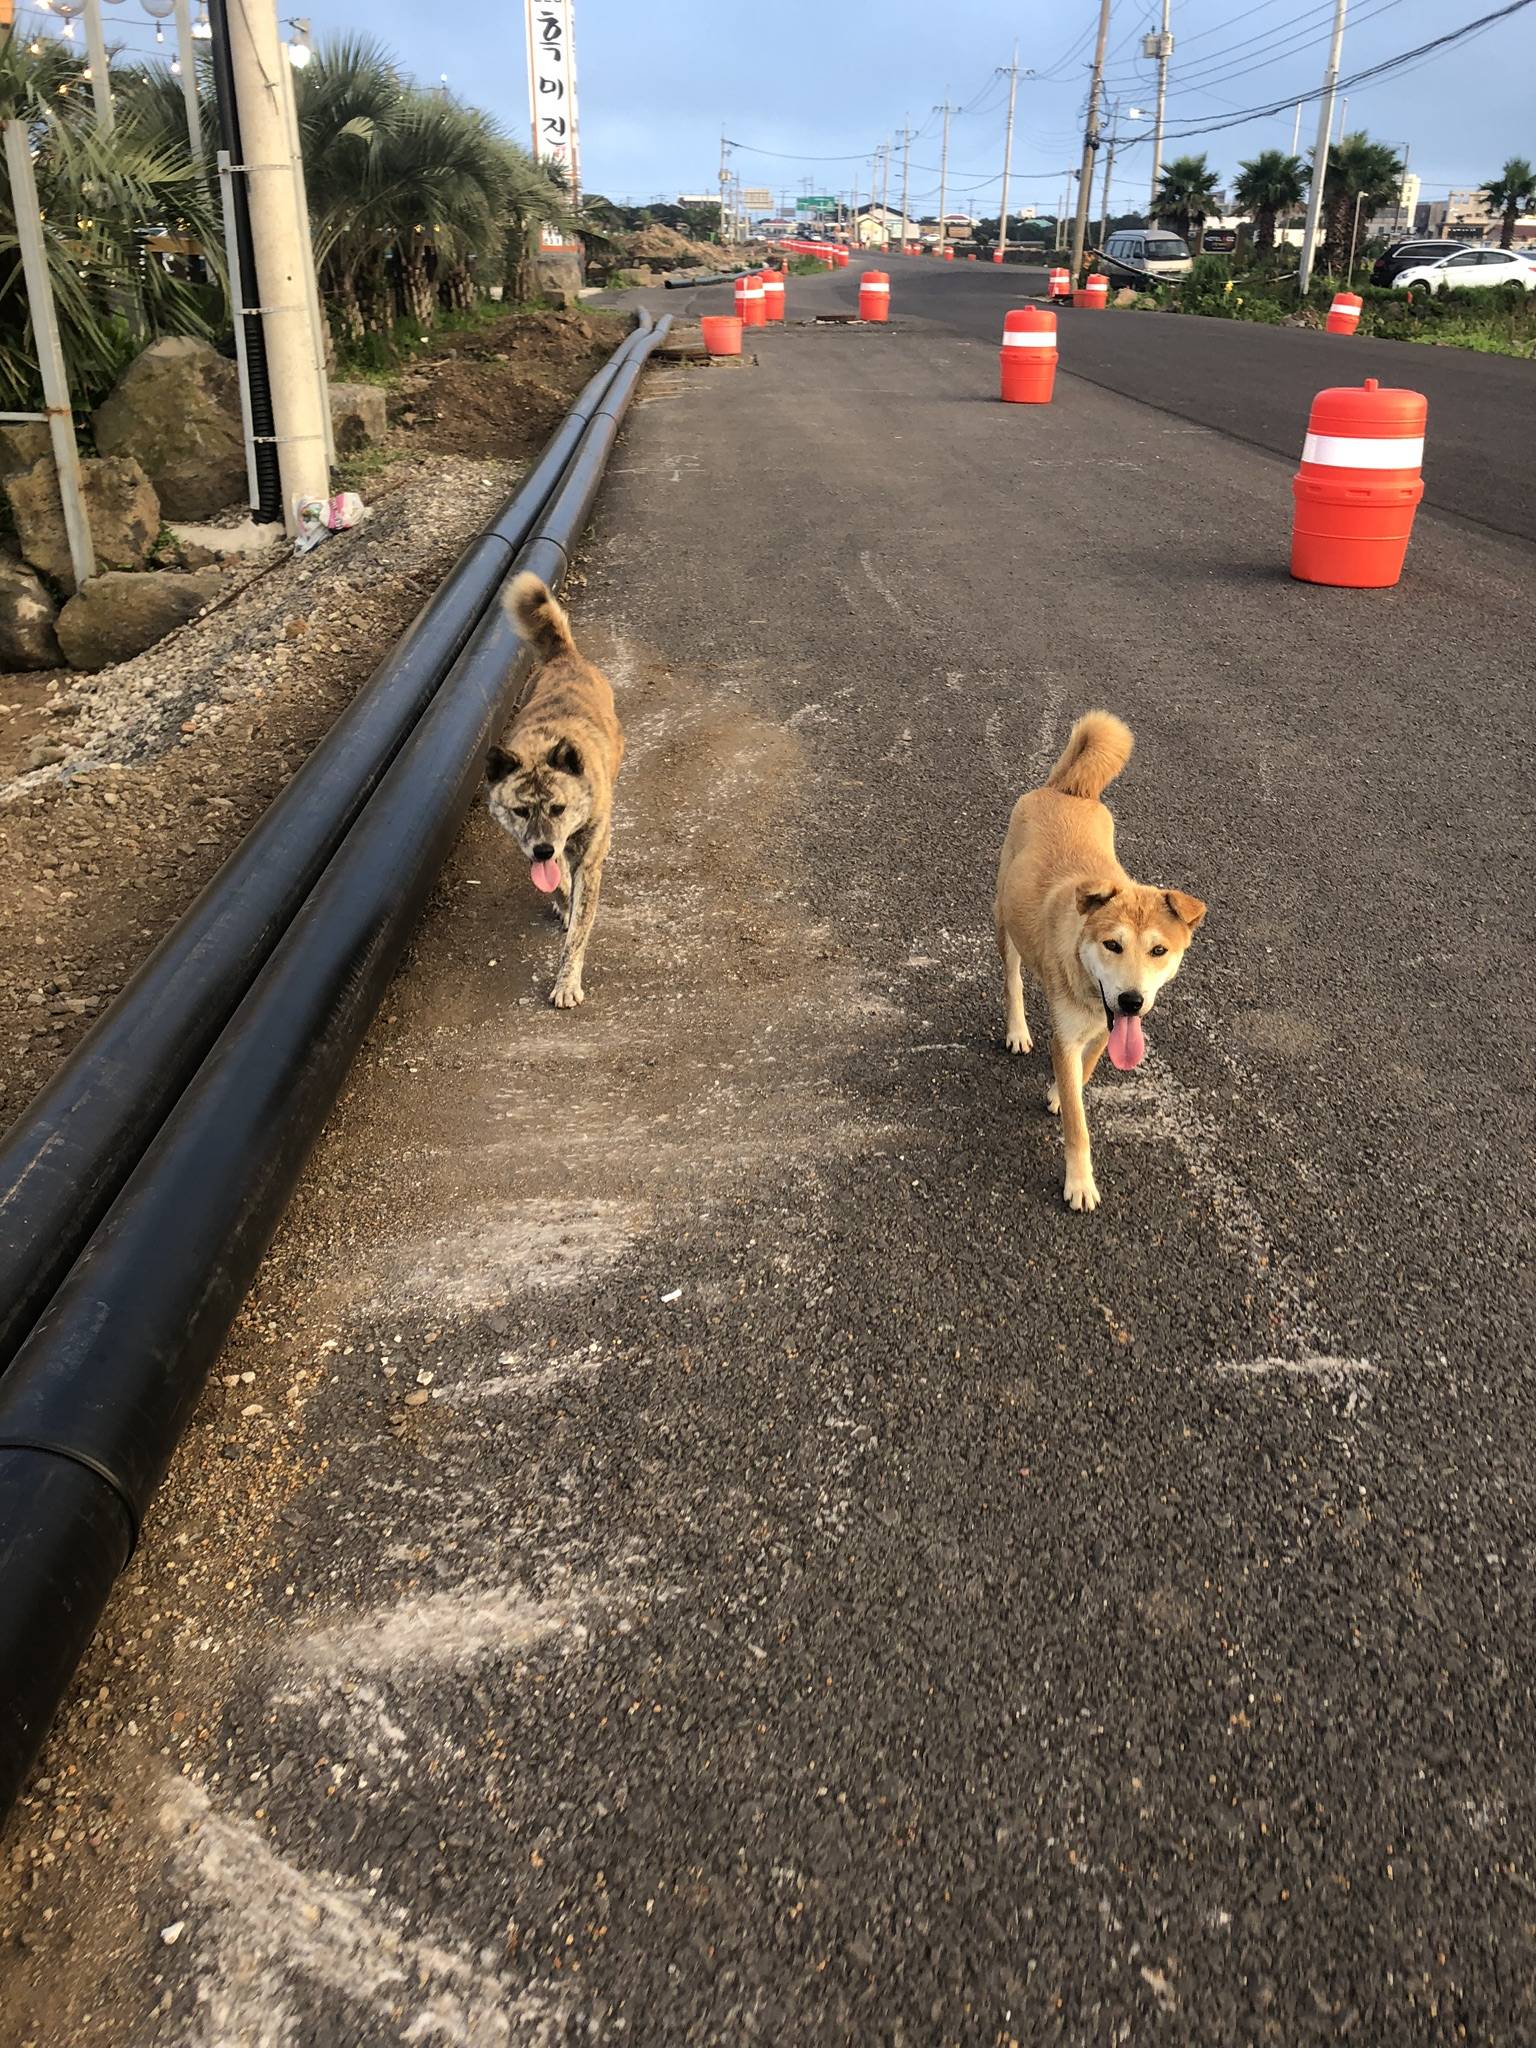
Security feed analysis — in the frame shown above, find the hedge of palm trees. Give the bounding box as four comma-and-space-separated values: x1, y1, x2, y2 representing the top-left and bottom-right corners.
1153, 137, 1406, 270
0, 27, 574, 409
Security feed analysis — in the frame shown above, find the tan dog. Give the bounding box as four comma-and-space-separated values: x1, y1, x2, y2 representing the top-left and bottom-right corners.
994, 711, 1206, 1212
486, 573, 623, 1008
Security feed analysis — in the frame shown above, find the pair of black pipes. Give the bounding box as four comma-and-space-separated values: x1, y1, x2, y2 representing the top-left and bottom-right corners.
0, 313, 671, 1822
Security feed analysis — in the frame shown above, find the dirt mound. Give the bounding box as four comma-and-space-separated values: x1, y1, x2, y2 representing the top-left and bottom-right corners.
392, 309, 632, 460
625, 223, 718, 268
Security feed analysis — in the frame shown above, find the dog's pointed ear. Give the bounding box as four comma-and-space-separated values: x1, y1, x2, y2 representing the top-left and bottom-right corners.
1163, 889, 1207, 931
1075, 882, 1119, 916
547, 738, 583, 777
486, 745, 519, 784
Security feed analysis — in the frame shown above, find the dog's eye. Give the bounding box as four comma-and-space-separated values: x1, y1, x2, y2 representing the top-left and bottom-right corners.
512, 805, 530, 819
1149, 943, 1168, 958
1103, 939, 1123, 954
549, 803, 566, 817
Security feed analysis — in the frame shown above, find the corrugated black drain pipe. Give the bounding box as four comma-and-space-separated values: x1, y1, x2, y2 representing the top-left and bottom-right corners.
0, 316, 672, 1824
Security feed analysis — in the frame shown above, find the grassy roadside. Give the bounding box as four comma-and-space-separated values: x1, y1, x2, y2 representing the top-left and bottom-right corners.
1121, 256, 1536, 360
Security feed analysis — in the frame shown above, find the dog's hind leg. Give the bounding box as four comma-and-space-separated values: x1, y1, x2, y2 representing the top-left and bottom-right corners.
550, 826, 610, 1010
1002, 933, 1031, 1054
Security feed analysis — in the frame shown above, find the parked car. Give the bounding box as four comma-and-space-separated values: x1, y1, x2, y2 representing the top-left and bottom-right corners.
1099, 230, 1192, 283
1370, 237, 1471, 286
1393, 246, 1536, 292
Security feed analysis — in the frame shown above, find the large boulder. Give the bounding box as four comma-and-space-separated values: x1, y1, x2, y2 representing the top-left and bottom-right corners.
0, 423, 52, 477
0, 557, 62, 670
55, 568, 224, 671
92, 336, 247, 520
6, 454, 161, 595
329, 380, 387, 455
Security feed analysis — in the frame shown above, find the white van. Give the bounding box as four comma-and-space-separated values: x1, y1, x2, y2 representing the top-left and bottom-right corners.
1100, 230, 1193, 284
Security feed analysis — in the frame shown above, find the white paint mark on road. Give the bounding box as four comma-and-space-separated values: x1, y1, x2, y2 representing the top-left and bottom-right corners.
1024, 679, 1067, 787
289, 1584, 585, 1678
1215, 1355, 1377, 1383
437, 1346, 603, 1404
160, 1776, 563, 2048
858, 549, 911, 622
380, 1198, 639, 1313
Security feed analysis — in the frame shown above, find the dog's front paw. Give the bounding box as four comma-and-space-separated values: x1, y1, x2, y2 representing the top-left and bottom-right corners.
550, 978, 585, 1009
1005, 1026, 1032, 1055
1063, 1167, 1100, 1212
1044, 1082, 1060, 1115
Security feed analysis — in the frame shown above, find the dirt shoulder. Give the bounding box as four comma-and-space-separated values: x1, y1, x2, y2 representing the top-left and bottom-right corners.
0, 309, 628, 1131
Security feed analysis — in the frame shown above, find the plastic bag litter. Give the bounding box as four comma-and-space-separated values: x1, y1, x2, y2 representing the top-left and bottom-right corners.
293, 491, 370, 555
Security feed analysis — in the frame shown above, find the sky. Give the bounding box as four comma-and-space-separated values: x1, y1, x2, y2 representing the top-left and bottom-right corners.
27, 0, 1534, 211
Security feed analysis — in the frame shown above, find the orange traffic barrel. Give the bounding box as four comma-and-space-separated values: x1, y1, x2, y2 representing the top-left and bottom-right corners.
835, 247, 850, 268
967, 252, 977, 261
1000, 307, 1057, 405
1326, 290, 1363, 335
1048, 266, 1071, 299
942, 246, 955, 262
761, 268, 785, 322
734, 274, 766, 326
858, 269, 891, 322
992, 249, 1004, 264
701, 315, 743, 357
1291, 377, 1427, 588
1084, 272, 1109, 309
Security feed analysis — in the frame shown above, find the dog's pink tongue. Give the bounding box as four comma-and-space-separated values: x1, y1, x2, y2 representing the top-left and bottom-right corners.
1107, 1013, 1146, 1071
529, 857, 561, 895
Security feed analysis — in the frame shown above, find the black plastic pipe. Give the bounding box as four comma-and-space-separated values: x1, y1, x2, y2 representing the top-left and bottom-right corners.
0, 317, 670, 1825
0, 318, 652, 1384
207, 0, 282, 524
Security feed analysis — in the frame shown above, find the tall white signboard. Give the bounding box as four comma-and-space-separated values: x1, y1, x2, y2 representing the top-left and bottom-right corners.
526, 0, 580, 249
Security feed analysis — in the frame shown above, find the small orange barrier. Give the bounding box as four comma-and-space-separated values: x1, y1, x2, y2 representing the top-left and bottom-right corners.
734, 275, 766, 326
1290, 377, 1427, 589
1326, 291, 1363, 335
700, 315, 742, 357
999, 308, 1057, 405
1048, 266, 1071, 300
858, 269, 891, 322
760, 269, 785, 322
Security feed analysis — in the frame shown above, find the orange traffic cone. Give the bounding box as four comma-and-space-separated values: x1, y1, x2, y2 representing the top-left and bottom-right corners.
1000, 308, 1057, 404
1290, 378, 1427, 588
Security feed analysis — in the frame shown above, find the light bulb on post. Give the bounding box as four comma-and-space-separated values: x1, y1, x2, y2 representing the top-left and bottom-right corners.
286, 15, 311, 65
191, 6, 212, 40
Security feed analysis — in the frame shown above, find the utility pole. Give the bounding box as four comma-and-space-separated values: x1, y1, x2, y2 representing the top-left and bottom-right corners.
1100, 106, 1120, 244
718, 130, 729, 245
880, 137, 891, 248
218, 0, 330, 535
173, 0, 203, 157
850, 161, 859, 247
1070, 0, 1113, 283
82, 0, 113, 133
936, 93, 954, 254
1297, 0, 1347, 296
899, 121, 912, 248
1148, 0, 1173, 212
1290, 100, 1303, 155
997, 44, 1019, 262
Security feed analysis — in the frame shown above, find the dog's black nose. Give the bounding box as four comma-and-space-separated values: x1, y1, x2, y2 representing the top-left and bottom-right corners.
1117, 990, 1144, 1015
532, 841, 555, 861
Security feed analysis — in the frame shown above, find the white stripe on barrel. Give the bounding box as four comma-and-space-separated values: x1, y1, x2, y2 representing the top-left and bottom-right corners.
1302, 432, 1425, 469
860, 281, 890, 293
1002, 331, 1055, 347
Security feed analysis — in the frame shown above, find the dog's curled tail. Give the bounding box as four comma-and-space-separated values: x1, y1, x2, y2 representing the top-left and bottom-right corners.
504, 571, 575, 661
1045, 710, 1134, 799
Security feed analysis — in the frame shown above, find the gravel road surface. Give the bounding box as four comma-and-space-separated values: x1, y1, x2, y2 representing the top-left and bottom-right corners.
3, 265, 1533, 2047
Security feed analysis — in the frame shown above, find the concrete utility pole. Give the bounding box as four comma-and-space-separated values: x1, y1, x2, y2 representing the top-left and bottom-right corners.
1100, 106, 1120, 244
936, 94, 954, 253
1149, 0, 1173, 211
718, 131, 728, 244
82, 0, 114, 133
1298, 0, 1348, 296
899, 121, 912, 248
880, 137, 891, 248
1070, 0, 1113, 282
173, 0, 203, 157
997, 44, 1019, 262
223, 0, 330, 534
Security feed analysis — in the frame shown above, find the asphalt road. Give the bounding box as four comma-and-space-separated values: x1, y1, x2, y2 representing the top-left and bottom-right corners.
835, 252, 1536, 544
5, 265, 1536, 2045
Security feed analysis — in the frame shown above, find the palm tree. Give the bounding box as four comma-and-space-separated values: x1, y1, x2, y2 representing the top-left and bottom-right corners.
1151, 154, 1221, 249
1480, 156, 1536, 249
1312, 132, 1404, 270
1233, 149, 1305, 257
0, 32, 220, 409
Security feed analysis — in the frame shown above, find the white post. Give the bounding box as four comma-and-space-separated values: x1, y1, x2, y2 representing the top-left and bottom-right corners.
997, 46, 1018, 262
82, 0, 114, 133
174, 0, 203, 157
2, 121, 96, 588
937, 96, 951, 254
223, 0, 331, 535
277, 36, 334, 467
215, 150, 262, 509
899, 122, 911, 248
1297, 0, 1347, 295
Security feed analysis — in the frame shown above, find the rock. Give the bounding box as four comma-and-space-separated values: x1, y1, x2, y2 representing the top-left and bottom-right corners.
55, 569, 224, 671
1114, 286, 1141, 306
6, 455, 161, 595
0, 423, 52, 477
531, 246, 585, 310
0, 556, 62, 669
329, 381, 387, 455
92, 336, 246, 520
